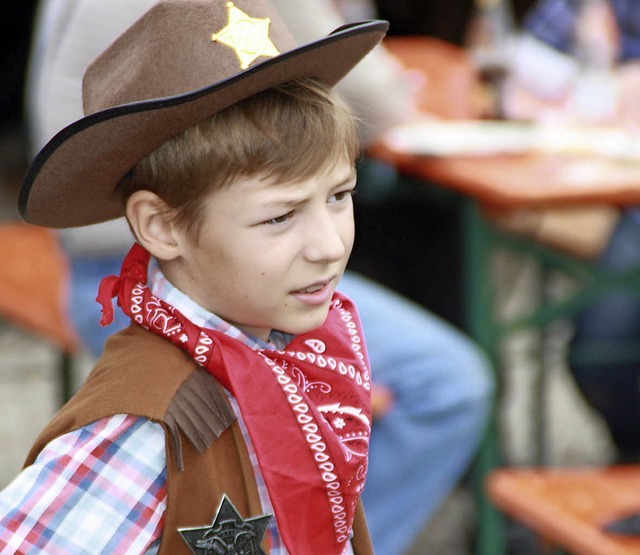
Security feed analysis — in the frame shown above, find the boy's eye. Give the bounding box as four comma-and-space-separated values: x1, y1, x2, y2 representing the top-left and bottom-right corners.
263, 211, 294, 225
329, 188, 356, 203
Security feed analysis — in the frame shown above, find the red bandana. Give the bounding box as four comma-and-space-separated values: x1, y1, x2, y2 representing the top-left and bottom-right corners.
97, 244, 372, 554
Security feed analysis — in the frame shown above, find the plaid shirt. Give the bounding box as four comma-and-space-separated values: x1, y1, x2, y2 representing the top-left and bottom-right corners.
524, 0, 640, 61
0, 262, 296, 554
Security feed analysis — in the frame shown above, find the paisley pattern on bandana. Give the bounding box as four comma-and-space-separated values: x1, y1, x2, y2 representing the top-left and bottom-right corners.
97, 243, 372, 554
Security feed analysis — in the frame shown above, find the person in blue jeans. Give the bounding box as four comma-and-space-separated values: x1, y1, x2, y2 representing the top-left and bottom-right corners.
516, 0, 640, 462
27, 1, 493, 553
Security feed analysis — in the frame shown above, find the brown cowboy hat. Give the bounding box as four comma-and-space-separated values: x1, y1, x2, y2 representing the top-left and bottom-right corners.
19, 0, 388, 228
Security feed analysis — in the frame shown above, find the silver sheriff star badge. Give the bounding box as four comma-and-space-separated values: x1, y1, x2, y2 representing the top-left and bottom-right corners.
179, 495, 272, 554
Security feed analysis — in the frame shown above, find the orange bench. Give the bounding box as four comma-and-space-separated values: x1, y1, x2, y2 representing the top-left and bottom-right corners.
488, 467, 640, 554
0, 222, 79, 401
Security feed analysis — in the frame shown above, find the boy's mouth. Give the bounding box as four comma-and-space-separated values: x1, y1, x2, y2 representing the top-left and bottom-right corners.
290, 278, 336, 305
292, 278, 333, 295
291, 279, 333, 307
298, 283, 325, 294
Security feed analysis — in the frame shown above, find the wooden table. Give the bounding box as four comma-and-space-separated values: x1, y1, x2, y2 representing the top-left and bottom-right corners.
380, 37, 640, 210
376, 36, 640, 555
373, 148, 640, 208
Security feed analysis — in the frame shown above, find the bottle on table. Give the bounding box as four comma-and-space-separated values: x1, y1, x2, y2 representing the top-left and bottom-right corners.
465, 0, 516, 119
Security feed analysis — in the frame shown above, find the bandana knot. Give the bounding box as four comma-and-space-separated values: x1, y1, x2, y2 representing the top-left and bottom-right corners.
96, 243, 150, 326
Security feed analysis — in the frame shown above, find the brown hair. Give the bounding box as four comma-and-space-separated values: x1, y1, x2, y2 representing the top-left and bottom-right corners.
117, 78, 359, 241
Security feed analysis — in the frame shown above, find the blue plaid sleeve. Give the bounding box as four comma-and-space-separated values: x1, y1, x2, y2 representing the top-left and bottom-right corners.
0, 414, 167, 554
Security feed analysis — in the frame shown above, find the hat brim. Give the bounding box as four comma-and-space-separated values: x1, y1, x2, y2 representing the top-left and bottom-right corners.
20, 20, 388, 228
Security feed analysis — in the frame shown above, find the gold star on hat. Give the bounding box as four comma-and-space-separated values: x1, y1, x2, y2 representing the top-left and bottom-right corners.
211, 2, 280, 69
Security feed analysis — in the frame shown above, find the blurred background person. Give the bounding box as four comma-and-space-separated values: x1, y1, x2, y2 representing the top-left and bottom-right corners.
506, 0, 640, 464
25, 1, 493, 553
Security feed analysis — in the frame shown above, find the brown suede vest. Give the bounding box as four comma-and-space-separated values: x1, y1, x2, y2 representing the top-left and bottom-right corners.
24, 324, 373, 555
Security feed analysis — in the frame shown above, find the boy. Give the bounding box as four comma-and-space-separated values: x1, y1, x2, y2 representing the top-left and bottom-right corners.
1, 1, 387, 553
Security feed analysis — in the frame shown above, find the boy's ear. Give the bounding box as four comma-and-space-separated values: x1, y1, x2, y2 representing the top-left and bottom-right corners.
126, 190, 180, 260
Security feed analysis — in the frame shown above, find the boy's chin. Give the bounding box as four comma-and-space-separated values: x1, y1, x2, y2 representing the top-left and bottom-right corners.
281, 308, 332, 336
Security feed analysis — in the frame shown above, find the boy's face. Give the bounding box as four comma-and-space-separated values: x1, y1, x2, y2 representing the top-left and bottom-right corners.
166, 158, 357, 341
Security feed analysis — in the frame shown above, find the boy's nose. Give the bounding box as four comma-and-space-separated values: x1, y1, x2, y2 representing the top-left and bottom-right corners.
304, 214, 349, 263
